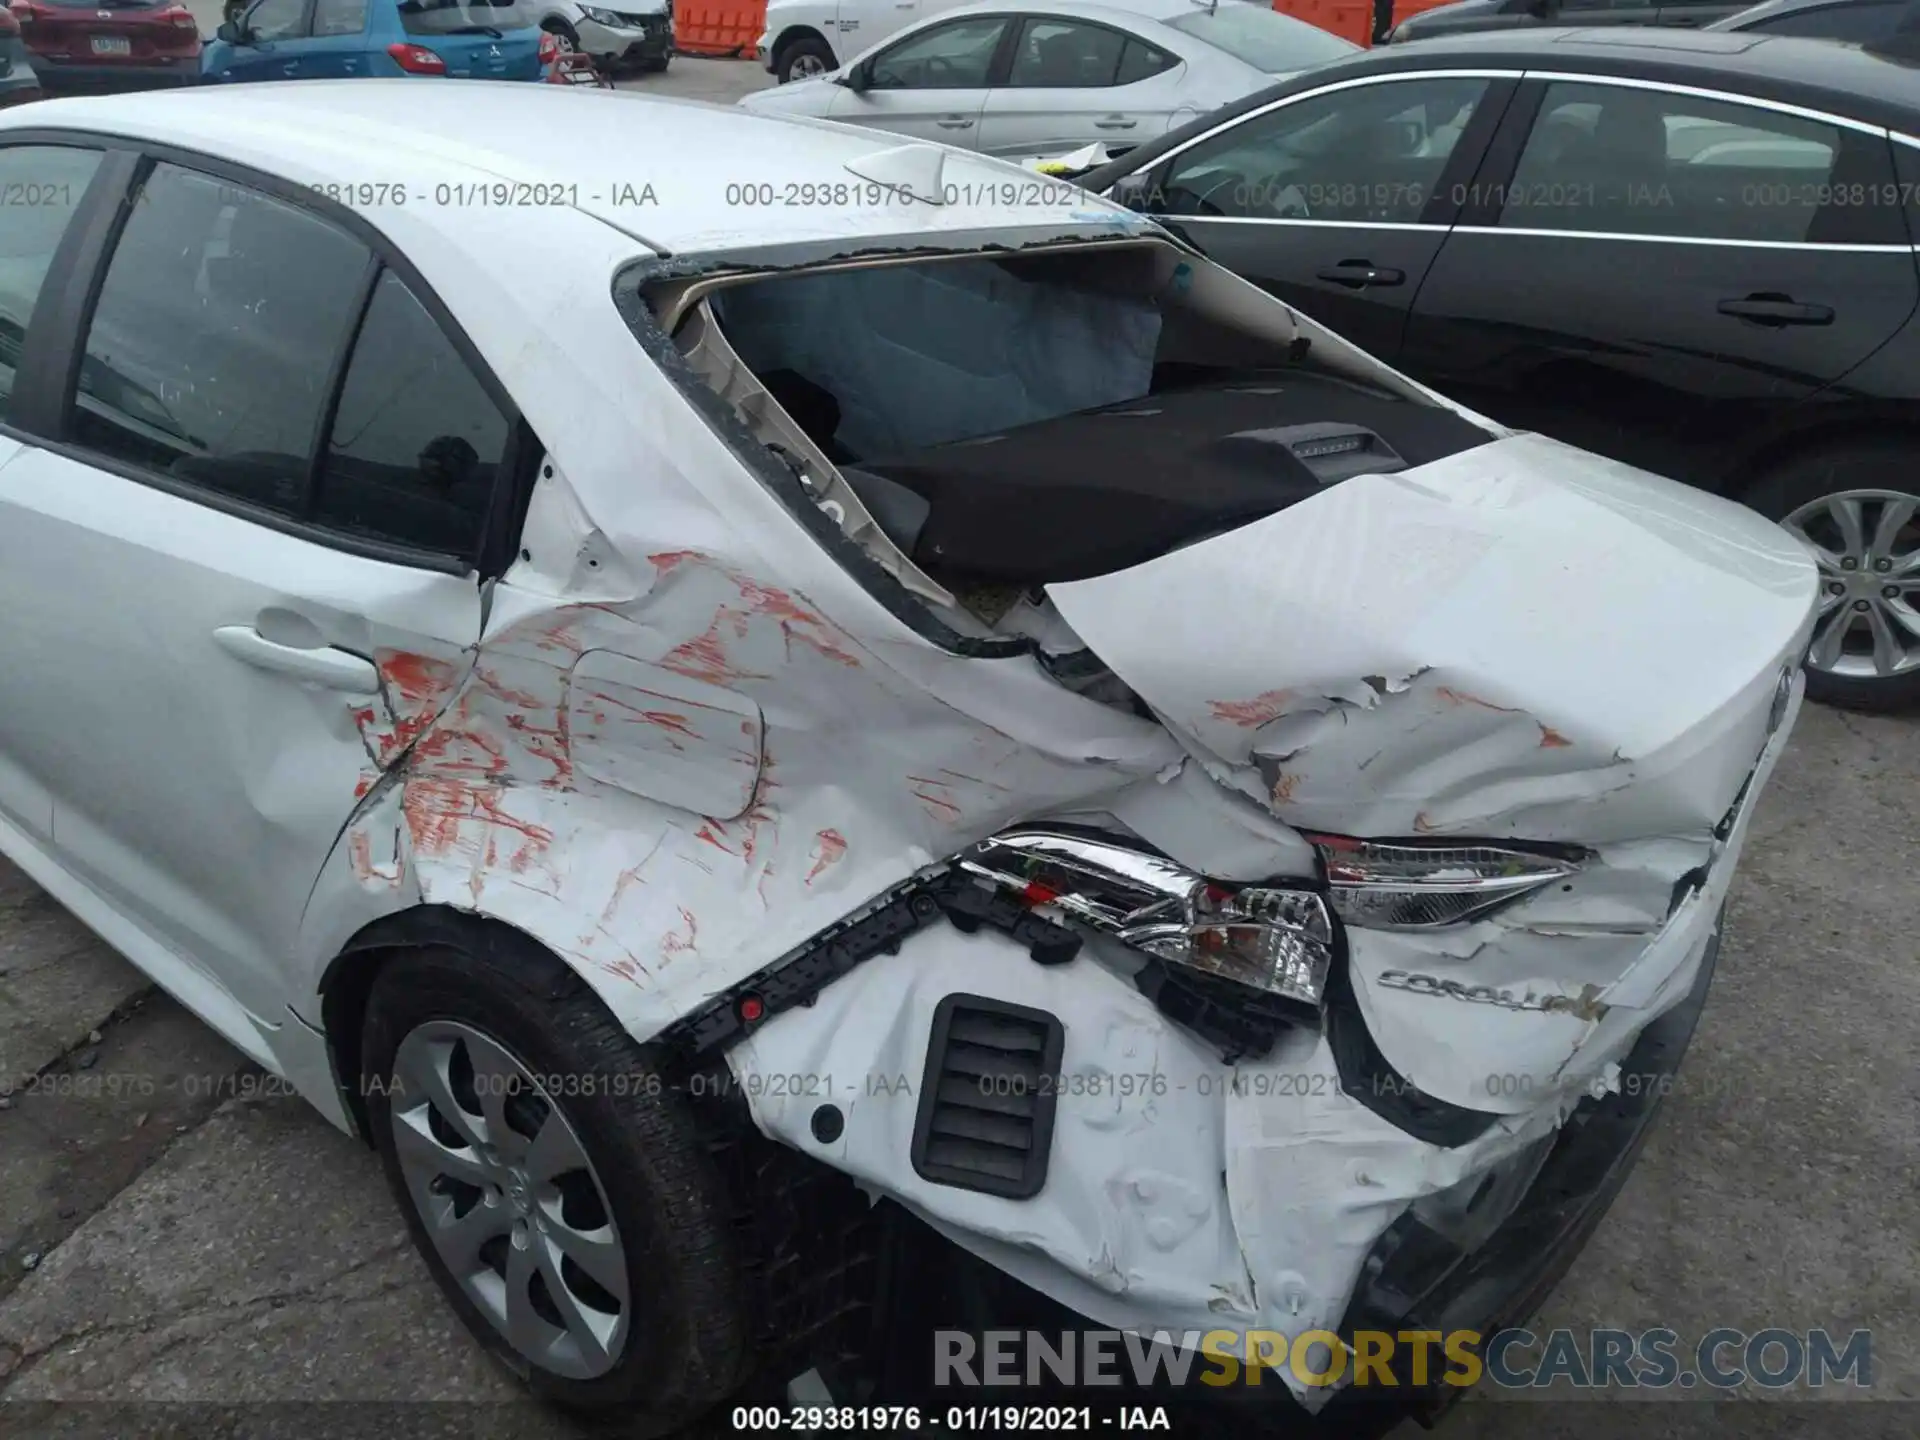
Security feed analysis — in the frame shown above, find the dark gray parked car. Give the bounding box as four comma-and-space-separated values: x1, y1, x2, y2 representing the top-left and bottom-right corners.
1388, 0, 1747, 45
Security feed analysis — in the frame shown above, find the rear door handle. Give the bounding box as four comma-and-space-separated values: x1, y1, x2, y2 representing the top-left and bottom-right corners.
1717, 294, 1833, 327
212, 626, 379, 692
1315, 260, 1406, 288
1094, 115, 1138, 130
936, 115, 973, 129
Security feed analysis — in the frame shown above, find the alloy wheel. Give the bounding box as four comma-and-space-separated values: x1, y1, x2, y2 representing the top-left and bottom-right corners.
1781, 488, 1920, 681
789, 52, 826, 79
390, 1020, 630, 1379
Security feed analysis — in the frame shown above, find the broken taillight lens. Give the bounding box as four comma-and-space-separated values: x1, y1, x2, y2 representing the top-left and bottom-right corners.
960, 828, 1334, 1010
1304, 833, 1584, 930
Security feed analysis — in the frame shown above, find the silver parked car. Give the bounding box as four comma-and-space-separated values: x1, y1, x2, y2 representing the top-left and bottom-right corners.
740, 0, 1360, 157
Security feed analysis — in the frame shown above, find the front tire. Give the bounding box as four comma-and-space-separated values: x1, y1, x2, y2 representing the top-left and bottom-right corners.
541, 17, 580, 55
361, 932, 752, 1425
775, 34, 834, 84
1744, 437, 1920, 713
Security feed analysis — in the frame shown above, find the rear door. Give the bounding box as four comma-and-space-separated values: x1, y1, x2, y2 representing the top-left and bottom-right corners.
829, 12, 1009, 144
0, 152, 518, 1028
1125, 70, 1516, 361
973, 16, 1182, 158
1399, 76, 1920, 487
0, 139, 105, 844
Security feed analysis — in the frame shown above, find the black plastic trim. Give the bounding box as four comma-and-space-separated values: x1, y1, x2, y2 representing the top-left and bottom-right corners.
910, 992, 1065, 1200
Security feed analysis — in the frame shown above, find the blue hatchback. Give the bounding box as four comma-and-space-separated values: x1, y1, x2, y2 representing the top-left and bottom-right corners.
204, 0, 544, 83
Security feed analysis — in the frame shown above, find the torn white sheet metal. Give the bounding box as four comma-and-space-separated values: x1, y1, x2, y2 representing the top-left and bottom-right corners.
729, 918, 1582, 1411
730, 683, 1789, 1408
1047, 429, 1818, 845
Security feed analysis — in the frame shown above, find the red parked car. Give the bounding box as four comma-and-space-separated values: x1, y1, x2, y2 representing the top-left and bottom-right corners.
9, 0, 201, 92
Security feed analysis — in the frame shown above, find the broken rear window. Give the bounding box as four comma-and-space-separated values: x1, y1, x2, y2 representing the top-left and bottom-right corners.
627, 237, 1495, 636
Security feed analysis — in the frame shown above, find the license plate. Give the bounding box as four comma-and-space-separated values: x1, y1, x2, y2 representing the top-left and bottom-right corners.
90, 34, 132, 55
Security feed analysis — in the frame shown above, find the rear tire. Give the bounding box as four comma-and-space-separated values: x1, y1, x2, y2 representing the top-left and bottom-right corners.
1743, 438, 1920, 713
775, 34, 834, 84
361, 929, 752, 1426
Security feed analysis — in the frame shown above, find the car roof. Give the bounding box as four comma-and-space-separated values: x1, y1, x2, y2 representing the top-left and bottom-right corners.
0, 82, 1148, 256
1088, 22, 1920, 183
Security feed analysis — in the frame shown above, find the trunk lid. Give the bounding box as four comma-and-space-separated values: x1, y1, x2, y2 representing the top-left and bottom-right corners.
1046, 430, 1817, 845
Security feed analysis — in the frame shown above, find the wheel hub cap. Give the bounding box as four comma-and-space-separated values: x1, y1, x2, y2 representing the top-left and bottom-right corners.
1781, 488, 1920, 680
390, 1020, 630, 1379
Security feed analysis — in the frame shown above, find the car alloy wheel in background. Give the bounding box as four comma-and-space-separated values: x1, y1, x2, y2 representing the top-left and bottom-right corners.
1784, 488, 1920, 686
390, 1019, 630, 1379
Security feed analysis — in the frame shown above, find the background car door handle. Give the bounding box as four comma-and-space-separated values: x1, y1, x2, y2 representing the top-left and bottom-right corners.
1717, 294, 1833, 326
212, 626, 379, 692
936, 116, 973, 129
1315, 260, 1406, 288
281, 63, 300, 75
1094, 115, 1138, 130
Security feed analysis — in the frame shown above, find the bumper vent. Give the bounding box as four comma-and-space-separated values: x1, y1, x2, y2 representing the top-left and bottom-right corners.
911, 994, 1065, 1200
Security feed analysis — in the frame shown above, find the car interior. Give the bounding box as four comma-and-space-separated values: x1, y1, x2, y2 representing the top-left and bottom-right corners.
662, 243, 1495, 624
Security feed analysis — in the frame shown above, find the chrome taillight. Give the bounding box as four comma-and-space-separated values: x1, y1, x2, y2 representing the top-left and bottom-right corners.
1304, 833, 1584, 930
960, 827, 1334, 1011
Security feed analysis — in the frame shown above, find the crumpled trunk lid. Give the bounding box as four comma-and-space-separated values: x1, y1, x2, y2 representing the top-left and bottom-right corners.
1046, 431, 1818, 845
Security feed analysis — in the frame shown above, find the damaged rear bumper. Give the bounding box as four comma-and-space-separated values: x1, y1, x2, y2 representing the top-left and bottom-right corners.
727, 681, 1793, 1410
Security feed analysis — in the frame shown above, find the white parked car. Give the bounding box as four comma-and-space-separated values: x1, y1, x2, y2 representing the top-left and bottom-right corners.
743, 0, 1360, 156
530, 0, 673, 69
0, 80, 1813, 1430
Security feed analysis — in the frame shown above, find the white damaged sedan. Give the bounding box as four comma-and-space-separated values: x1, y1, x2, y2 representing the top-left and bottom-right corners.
0, 82, 1813, 1427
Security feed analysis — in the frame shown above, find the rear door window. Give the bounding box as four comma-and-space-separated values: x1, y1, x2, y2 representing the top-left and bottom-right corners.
315, 269, 510, 554
1501, 81, 1898, 244
0, 145, 102, 423
1114, 38, 1176, 86
70, 162, 370, 514
1007, 19, 1128, 87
